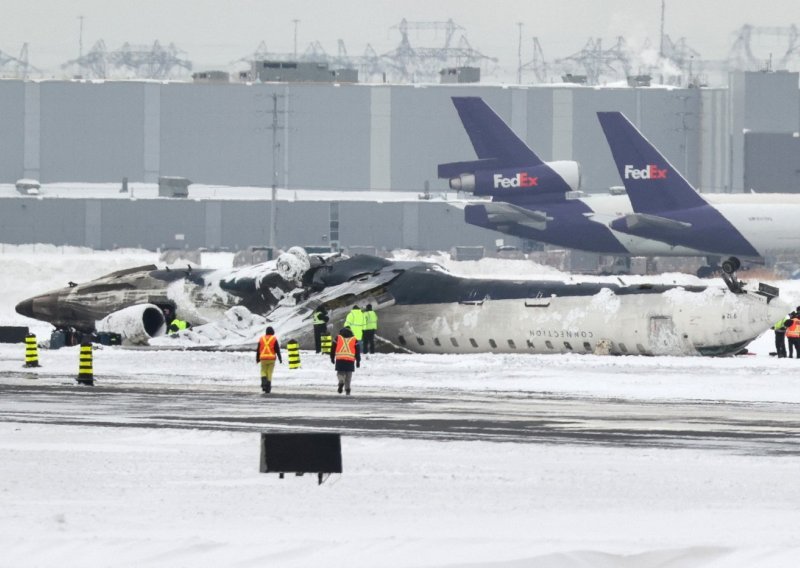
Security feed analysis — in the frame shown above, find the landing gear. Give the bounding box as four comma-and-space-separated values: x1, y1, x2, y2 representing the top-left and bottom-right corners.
696, 256, 741, 278
720, 256, 745, 294
721, 256, 741, 275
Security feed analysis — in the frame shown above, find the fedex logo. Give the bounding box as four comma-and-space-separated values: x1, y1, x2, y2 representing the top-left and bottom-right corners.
493, 172, 538, 189
624, 164, 667, 180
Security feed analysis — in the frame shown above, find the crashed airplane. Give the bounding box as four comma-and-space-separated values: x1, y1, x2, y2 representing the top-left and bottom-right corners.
16, 247, 786, 356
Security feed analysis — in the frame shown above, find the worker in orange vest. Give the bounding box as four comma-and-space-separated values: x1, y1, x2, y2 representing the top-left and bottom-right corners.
330, 327, 360, 395
256, 326, 283, 393
785, 312, 800, 359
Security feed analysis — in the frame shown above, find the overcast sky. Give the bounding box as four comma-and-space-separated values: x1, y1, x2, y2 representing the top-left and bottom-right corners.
3, 0, 799, 80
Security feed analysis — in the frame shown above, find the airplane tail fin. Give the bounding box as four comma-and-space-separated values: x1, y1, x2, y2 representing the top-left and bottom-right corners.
438, 97, 543, 178
597, 112, 708, 214
439, 97, 579, 198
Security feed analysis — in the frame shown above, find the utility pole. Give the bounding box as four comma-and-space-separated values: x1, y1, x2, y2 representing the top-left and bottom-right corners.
78, 15, 84, 58
268, 92, 284, 252
78, 15, 84, 76
517, 22, 523, 84
659, 0, 665, 58
293, 19, 300, 60
675, 94, 693, 180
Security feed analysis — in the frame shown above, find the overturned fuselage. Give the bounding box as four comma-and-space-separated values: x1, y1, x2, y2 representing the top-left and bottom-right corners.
16, 251, 785, 356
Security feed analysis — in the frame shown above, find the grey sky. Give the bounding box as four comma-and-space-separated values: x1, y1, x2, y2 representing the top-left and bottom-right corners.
3, 0, 799, 79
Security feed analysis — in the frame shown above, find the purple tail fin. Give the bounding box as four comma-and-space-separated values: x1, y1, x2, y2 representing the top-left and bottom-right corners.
597, 111, 708, 214
451, 97, 541, 165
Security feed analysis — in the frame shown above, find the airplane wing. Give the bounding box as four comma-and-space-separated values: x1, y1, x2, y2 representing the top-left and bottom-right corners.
149, 269, 401, 350
616, 212, 692, 233
482, 201, 553, 231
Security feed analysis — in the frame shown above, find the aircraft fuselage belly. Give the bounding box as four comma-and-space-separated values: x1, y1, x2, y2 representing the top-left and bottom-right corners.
378, 290, 779, 356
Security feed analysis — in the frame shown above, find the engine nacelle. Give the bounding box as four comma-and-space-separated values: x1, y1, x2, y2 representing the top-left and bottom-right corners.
276, 249, 311, 283
450, 161, 581, 198
95, 304, 166, 345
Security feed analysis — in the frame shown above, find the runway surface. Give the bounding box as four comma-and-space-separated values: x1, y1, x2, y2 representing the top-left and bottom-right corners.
2, 373, 800, 456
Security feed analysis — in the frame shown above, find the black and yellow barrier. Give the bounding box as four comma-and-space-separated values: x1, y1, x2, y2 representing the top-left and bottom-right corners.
77, 342, 94, 386
287, 340, 301, 369
320, 334, 332, 354
24, 333, 39, 368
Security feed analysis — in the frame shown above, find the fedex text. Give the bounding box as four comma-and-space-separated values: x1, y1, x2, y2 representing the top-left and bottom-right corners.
493, 172, 538, 189
623, 164, 667, 180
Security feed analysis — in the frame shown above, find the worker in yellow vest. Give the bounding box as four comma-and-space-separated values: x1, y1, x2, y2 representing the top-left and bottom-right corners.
330, 327, 360, 395
256, 326, 283, 393
168, 318, 189, 334
344, 305, 366, 347
363, 304, 378, 355
312, 305, 330, 354
774, 314, 790, 358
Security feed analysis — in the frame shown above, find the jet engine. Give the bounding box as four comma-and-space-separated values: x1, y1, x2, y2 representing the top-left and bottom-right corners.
95, 304, 166, 345
276, 248, 311, 283
449, 161, 581, 197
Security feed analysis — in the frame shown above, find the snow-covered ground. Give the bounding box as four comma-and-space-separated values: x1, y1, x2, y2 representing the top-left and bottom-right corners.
2, 246, 800, 567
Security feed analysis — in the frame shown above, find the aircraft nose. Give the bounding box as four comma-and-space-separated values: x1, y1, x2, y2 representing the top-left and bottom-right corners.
15, 298, 34, 318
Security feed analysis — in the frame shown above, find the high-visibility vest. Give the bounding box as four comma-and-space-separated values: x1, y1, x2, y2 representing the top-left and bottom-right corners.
786, 318, 800, 339
334, 336, 357, 362
774, 317, 789, 331
169, 319, 188, 333
345, 309, 366, 340
364, 310, 378, 331
259, 335, 278, 360
312, 310, 327, 326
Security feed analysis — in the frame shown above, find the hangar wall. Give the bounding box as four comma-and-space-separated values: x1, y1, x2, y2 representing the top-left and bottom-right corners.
1, 71, 798, 252
4, 75, 797, 193
743, 132, 800, 193
2, 79, 732, 192
0, 197, 508, 252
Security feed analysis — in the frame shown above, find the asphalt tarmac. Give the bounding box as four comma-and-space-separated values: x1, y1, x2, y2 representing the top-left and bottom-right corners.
2, 374, 799, 456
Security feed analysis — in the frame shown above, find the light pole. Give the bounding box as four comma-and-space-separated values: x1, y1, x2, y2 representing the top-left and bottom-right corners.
269, 92, 280, 252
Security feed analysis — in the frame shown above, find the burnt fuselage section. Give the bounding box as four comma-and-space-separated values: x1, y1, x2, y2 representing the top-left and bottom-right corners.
15, 262, 298, 332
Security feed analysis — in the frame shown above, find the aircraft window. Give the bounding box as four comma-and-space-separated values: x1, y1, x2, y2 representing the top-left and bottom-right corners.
434, 338, 441, 346
545, 340, 554, 350
526, 339, 534, 349
508, 339, 516, 349
489, 339, 497, 348
469, 338, 478, 348
398, 335, 407, 346
564, 342, 573, 350
636, 343, 647, 354
450, 337, 459, 347
583, 342, 591, 351
619, 343, 628, 353
416, 337, 425, 346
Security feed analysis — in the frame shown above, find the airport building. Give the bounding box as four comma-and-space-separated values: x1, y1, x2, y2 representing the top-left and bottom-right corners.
0, 70, 798, 256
